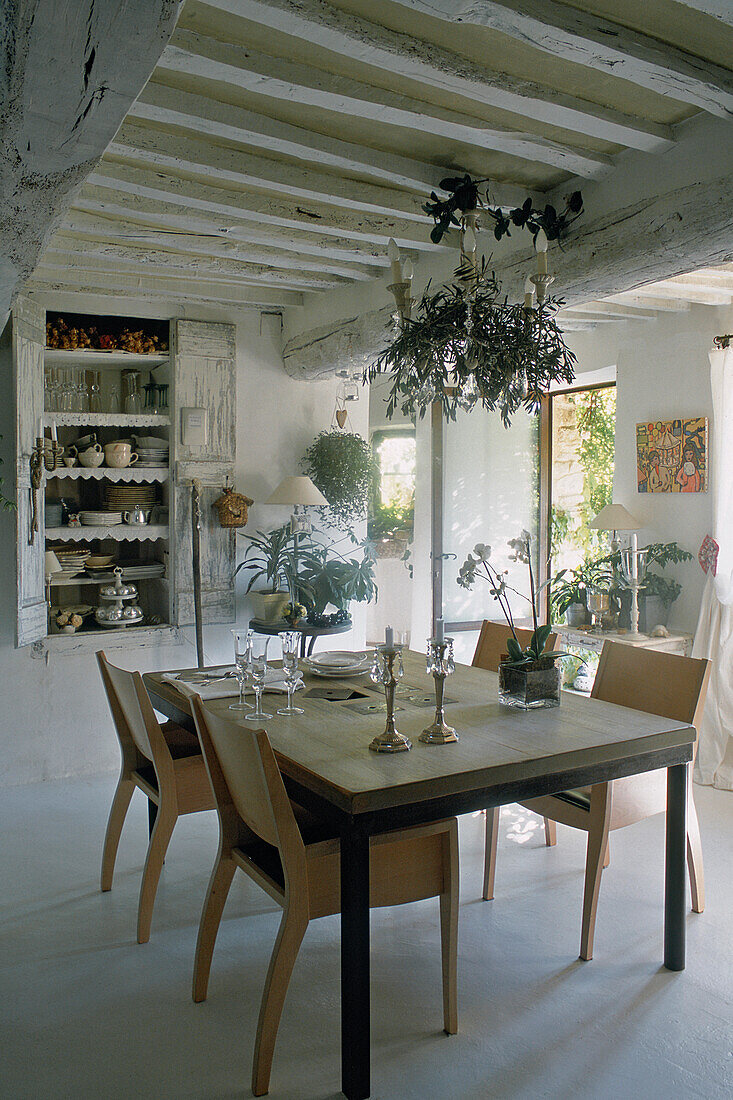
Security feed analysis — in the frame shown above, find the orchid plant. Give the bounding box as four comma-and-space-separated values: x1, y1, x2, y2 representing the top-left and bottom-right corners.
457, 532, 563, 668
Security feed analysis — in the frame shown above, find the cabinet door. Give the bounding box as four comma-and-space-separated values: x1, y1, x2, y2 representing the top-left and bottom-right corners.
171, 320, 236, 626
13, 297, 47, 646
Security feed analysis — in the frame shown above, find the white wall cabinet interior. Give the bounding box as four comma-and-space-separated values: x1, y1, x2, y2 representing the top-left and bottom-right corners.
14, 302, 236, 649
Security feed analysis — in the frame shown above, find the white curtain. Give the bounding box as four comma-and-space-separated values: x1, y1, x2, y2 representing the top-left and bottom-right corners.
693, 346, 733, 789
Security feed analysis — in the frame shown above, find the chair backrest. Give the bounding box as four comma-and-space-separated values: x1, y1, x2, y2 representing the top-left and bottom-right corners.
97, 651, 162, 764
472, 620, 558, 672
191, 697, 306, 881
591, 642, 711, 735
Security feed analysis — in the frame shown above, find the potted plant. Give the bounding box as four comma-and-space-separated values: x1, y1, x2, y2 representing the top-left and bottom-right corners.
235, 525, 296, 622
367, 497, 414, 558
303, 430, 376, 531
550, 559, 616, 626
458, 532, 565, 709
297, 532, 378, 622
609, 541, 692, 631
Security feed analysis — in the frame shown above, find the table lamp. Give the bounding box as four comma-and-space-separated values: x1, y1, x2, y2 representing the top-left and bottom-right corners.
589, 503, 645, 636
44, 550, 63, 617
265, 476, 328, 601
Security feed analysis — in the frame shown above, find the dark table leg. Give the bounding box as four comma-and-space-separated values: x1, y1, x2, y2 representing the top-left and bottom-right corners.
307, 634, 317, 657
341, 824, 371, 1099
664, 762, 687, 971
148, 797, 158, 838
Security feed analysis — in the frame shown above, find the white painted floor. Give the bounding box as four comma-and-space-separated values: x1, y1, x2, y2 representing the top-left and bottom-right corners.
1, 776, 731, 1100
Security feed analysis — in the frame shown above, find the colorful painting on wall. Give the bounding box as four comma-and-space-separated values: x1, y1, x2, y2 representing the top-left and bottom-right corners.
636, 417, 708, 493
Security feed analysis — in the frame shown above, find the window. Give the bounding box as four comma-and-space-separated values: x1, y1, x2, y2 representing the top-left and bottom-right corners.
369, 429, 416, 541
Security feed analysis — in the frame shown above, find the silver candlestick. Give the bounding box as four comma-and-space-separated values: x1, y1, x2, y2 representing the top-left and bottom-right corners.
369, 644, 411, 753
420, 638, 458, 745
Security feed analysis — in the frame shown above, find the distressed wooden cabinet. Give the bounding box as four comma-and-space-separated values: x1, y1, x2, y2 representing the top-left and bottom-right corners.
12, 303, 236, 650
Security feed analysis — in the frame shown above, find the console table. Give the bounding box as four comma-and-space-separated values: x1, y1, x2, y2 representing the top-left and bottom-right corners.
555, 625, 694, 657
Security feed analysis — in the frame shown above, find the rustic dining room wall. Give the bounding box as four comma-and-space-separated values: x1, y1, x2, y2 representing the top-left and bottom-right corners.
0, 304, 365, 787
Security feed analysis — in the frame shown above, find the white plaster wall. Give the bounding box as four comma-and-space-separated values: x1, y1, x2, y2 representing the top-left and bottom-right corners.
0, 301, 366, 787
565, 302, 733, 634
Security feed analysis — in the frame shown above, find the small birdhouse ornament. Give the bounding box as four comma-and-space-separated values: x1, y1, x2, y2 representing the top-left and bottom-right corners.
212, 484, 254, 528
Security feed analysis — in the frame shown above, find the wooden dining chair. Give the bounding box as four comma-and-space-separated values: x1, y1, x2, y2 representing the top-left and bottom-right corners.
190, 695, 459, 1097
97, 652, 216, 943
500, 642, 711, 960
472, 620, 559, 899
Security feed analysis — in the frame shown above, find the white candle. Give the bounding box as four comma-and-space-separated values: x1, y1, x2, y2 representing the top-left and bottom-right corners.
50, 421, 57, 442
37, 417, 44, 441
524, 275, 535, 310
387, 238, 402, 283
385, 625, 394, 649
535, 229, 548, 276
436, 618, 445, 643
403, 258, 413, 282
630, 532, 638, 582
462, 224, 476, 254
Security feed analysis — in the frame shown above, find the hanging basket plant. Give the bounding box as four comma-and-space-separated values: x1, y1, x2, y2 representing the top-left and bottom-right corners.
303, 430, 376, 531
365, 260, 576, 425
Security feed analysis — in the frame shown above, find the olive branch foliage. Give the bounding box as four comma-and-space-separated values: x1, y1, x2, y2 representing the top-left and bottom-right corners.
365, 258, 576, 425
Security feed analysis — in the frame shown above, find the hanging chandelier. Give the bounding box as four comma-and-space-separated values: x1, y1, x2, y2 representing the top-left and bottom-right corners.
365, 178, 582, 425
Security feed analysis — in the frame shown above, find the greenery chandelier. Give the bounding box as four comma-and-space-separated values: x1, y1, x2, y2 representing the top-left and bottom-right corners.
365, 176, 582, 425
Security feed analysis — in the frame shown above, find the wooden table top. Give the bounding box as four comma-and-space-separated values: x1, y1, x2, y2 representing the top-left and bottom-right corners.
144, 652, 694, 817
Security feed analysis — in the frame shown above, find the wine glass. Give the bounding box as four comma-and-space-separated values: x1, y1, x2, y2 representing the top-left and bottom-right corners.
89, 371, 102, 413
244, 636, 272, 721
277, 631, 304, 715
229, 629, 253, 712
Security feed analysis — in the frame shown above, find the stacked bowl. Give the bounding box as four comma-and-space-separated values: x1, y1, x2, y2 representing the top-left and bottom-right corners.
134, 436, 169, 468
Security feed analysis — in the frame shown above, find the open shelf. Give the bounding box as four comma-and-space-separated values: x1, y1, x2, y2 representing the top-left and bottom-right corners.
45, 525, 169, 542
44, 412, 170, 427
46, 467, 169, 482
49, 565, 166, 587
44, 349, 169, 368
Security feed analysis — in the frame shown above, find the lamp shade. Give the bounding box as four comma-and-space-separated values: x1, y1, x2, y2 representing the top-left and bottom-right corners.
44, 550, 63, 576
265, 476, 328, 507
589, 503, 640, 531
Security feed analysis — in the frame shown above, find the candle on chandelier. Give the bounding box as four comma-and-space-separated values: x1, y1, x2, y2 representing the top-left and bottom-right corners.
385, 625, 394, 649
462, 224, 476, 254
524, 276, 535, 310
403, 258, 413, 283
50, 421, 57, 442
535, 228, 548, 276
435, 617, 445, 643
387, 238, 403, 283
37, 417, 44, 442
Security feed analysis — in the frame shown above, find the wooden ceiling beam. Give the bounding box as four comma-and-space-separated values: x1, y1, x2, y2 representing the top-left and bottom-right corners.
202, 0, 672, 152
30, 266, 310, 303
110, 122, 429, 222
26, 276, 304, 310
160, 30, 613, 177
604, 292, 691, 313
131, 82, 535, 207
561, 302, 658, 320
671, 2, 733, 30
88, 163, 451, 252
632, 281, 733, 305
391, 0, 733, 117
72, 192, 397, 269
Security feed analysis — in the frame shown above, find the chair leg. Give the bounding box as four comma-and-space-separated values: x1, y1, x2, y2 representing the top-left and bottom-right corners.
686, 794, 705, 914
439, 826, 459, 1035
193, 854, 237, 1003
137, 801, 177, 944
252, 906, 308, 1097
579, 783, 612, 962
544, 817, 557, 847
603, 839, 611, 869
101, 777, 135, 892
482, 807, 499, 900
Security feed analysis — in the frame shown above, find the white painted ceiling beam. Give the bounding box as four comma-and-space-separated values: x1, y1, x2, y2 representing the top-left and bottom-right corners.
160, 31, 613, 177
668, 270, 733, 290
56, 217, 378, 280
0, 0, 182, 324
87, 163, 452, 252
561, 301, 658, 320
109, 123, 430, 222
43, 241, 356, 290
202, 0, 673, 152
671, 2, 733, 29
131, 82, 537, 209
604, 292, 691, 313
391, 1, 733, 117
72, 192, 397, 269
618, 282, 733, 305
27, 276, 304, 310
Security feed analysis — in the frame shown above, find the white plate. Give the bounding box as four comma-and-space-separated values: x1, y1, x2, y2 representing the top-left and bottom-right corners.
304, 663, 372, 678
308, 650, 370, 669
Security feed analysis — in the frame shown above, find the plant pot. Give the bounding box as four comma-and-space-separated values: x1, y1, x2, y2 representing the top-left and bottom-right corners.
250, 590, 290, 623
498, 660, 562, 710
640, 594, 669, 633
565, 602, 589, 627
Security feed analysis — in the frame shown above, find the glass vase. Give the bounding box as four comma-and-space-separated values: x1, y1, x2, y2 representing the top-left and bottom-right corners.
498, 661, 562, 710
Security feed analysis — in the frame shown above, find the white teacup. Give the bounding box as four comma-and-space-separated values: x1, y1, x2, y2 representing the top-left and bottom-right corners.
79, 445, 104, 468
104, 444, 138, 469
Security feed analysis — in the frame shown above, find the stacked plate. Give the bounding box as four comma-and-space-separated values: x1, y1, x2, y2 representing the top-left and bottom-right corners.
80, 510, 123, 526
302, 650, 372, 678
134, 436, 169, 468
103, 485, 158, 512
53, 548, 91, 576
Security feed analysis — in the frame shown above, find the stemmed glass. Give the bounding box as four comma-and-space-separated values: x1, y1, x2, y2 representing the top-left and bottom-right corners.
229, 629, 253, 712
244, 636, 272, 721
277, 631, 304, 715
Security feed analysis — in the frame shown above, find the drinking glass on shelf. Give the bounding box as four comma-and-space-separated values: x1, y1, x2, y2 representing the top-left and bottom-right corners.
108, 382, 121, 414
89, 371, 102, 413
229, 629, 253, 713
244, 636, 272, 721
277, 631, 304, 715
124, 371, 142, 414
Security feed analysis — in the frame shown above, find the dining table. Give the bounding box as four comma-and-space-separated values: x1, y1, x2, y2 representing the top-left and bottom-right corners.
145, 650, 695, 1100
